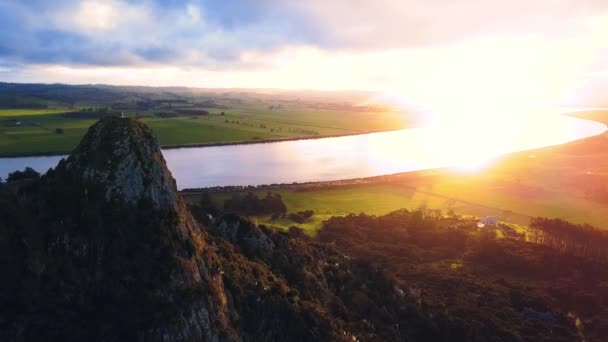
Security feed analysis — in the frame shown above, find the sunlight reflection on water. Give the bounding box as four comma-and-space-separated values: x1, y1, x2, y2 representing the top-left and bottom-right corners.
0, 115, 605, 189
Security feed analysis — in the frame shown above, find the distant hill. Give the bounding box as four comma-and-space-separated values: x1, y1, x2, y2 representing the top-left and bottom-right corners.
0, 82, 383, 110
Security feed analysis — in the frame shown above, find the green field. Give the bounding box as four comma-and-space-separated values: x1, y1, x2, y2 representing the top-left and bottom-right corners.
192, 120, 608, 234
206, 185, 426, 233
197, 176, 608, 234
0, 108, 79, 117
194, 182, 534, 234
0, 107, 406, 156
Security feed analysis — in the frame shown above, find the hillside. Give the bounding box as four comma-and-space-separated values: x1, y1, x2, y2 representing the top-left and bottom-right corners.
0, 117, 430, 341
1, 117, 606, 341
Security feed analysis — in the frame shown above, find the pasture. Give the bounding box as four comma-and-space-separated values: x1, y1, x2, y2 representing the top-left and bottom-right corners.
0, 106, 406, 156
194, 123, 608, 233
193, 182, 533, 234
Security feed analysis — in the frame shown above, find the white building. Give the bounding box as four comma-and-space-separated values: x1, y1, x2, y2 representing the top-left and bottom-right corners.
477, 216, 498, 228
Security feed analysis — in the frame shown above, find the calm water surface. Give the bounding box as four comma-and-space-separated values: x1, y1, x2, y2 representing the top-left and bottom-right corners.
1, 115, 606, 189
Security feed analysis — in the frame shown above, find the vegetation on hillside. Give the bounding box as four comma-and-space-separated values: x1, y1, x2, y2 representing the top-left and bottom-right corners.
0, 164, 439, 341
318, 209, 608, 340
188, 187, 608, 339
223, 192, 287, 216
3, 115, 607, 340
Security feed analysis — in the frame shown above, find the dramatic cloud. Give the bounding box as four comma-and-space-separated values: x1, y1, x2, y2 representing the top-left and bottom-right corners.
1, 0, 608, 107
0, 0, 319, 67
3, 0, 605, 67
289, 0, 608, 49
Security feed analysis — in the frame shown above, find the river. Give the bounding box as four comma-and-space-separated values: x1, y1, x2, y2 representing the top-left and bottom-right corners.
1, 115, 606, 189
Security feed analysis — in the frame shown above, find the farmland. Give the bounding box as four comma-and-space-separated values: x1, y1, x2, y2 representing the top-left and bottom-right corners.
193, 176, 608, 234
187, 112, 608, 233
0, 84, 407, 156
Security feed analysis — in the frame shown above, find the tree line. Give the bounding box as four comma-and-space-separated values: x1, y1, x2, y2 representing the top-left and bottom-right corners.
529, 217, 608, 262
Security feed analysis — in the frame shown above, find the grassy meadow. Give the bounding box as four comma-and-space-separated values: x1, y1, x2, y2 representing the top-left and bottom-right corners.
194, 182, 552, 234
0, 108, 79, 117
0, 106, 406, 156
198, 167, 608, 235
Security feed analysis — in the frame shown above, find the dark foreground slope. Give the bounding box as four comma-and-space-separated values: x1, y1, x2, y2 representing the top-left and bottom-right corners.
318, 212, 608, 341
0, 117, 435, 341
2, 117, 605, 341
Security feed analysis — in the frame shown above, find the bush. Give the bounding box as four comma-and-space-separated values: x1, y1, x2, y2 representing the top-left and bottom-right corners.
224, 192, 287, 216
7, 167, 40, 182
287, 210, 315, 223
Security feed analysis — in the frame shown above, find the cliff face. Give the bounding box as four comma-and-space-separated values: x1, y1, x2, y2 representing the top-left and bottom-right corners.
63, 117, 177, 207
1, 117, 234, 341
0, 117, 433, 341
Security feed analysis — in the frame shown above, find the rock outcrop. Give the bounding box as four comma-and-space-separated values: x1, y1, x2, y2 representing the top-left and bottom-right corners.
214, 213, 275, 259
0, 117, 435, 342
63, 117, 178, 207
1, 117, 234, 341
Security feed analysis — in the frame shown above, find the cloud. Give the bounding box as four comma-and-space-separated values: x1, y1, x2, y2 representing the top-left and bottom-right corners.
2, 0, 608, 69
0, 0, 320, 68
0, 0, 608, 107
288, 0, 608, 49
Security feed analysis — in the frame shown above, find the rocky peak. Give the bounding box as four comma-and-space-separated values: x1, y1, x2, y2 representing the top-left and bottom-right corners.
61, 116, 177, 208
6, 117, 235, 341
1, 117, 434, 342
214, 213, 275, 259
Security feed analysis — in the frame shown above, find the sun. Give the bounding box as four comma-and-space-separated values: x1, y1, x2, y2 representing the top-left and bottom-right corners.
369, 102, 608, 175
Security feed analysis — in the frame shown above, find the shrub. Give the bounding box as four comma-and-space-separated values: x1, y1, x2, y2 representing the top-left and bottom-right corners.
224, 192, 287, 216
287, 210, 314, 223
7, 167, 40, 182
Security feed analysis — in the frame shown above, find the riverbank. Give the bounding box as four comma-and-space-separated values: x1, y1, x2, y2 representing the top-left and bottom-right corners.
180, 169, 438, 194
3, 108, 605, 158
0, 127, 402, 158
180, 169, 536, 233
182, 130, 608, 231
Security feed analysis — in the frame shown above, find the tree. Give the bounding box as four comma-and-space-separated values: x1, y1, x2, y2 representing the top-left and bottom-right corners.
7, 167, 40, 182
199, 190, 220, 217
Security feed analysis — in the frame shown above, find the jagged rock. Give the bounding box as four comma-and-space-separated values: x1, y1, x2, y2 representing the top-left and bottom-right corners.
0, 117, 437, 342
62, 116, 178, 208
1, 117, 235, 341
214, 213, 275, 259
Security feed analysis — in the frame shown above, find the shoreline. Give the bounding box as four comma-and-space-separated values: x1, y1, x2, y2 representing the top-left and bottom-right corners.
0, 128, 403, 158
2, 109, 606, 158
178, 169, 537, 227
179, 129, 608, 196
179, 169, 440, 195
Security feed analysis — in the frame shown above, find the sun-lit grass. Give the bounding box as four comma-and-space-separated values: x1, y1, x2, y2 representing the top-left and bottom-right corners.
0, 108, 76, 117
143, 117, 280, 145
198, 133, 608, 232
202, 180, 608, 234
0, 106, 406, 156
427, 178, 608, 228
201, 183, 536, 234
207, 185, 420, 233
225, 106, 407, 132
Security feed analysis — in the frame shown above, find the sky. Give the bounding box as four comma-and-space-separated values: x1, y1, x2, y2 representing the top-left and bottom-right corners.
1, 0, 608, 109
